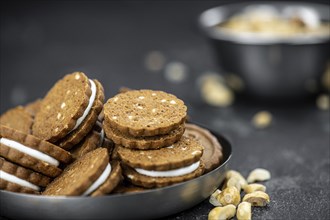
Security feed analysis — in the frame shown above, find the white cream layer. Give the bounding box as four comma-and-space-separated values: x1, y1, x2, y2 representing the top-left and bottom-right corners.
83, 163, 111, 196
135, 161, 200, 177
0, 138, 59, 167
0, 170, 40, 191
71, 79, 97, 131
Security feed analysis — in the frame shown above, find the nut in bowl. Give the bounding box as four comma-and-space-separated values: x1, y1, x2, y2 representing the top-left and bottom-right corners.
199, 2, 330, 100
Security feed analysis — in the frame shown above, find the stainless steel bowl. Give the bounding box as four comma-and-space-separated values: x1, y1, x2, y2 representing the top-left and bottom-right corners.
0, 128, 232, 220
199, 2, 330, 100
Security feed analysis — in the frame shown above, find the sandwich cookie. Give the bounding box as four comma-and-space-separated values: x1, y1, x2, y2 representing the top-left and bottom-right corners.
103, 89, 187, 138
103, 120, 185, 150
0, 157, 51, 194
0, 125, 72, 178
184, 123, 223, 173
0, 106, 33, 134
118, 136, 205, 188
43, 148, 122, 196
32, 72, 104, 150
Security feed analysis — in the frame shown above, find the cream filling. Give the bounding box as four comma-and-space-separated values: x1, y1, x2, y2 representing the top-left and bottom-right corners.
135, 161, 200, 177
82, 163, 111, 196
71, 79, 97, 131
0, 170, 40, 191
0, 138, 59, 167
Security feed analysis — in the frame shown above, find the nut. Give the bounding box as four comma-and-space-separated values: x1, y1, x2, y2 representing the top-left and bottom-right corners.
209, 189, 222, 207
222, 176, 242, 192
251, 111, 272, 129
247, 168, 271, 183
316, 94, 330, 111
243, 183, 266, 194
217, 186, 241, 206
243, 191, 270, 207
199, 74, 234, 107
236, 202, 252, 220
226, 170, 247, 188
208, 204, 236, 220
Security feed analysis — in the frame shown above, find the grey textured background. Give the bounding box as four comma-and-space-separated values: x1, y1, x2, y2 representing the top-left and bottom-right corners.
1, 1, 329, 219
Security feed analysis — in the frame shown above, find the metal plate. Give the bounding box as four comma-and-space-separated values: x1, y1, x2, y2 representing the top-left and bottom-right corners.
0, 128, 232, 220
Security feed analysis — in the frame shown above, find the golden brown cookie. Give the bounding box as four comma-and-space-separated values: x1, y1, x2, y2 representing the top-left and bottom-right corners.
103, 90, 187, 137
42, 148, 121, 196
0, 157, 51, 194
184, 123, 223, 173
103, 120, 185, 150
123, 162, 205, 188
32, 72, 104, 150
0, 125, 72, 178
0, 106, 33, 134
117, 136, 203, 171
118, 136, 205, 188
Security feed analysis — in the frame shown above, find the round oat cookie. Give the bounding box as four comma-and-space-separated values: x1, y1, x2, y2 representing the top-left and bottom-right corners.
0, 157, 51, 194
123, 162, 205, 189
0, 125, 72, 178
103, 90, 187, 137
103, 120, 185, 149
117, 136, 204, 171
184, 123, 223, 173
32, 72, 104, 150
42, 148, 121, 196
0, 106, 33, 134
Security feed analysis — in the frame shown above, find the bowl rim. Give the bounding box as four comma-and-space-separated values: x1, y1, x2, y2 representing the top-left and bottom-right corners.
198, 1, 330, 45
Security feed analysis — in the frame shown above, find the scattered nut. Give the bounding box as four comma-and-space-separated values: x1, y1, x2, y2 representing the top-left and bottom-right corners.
208, 204, 236, 220
217, 186, 241, 206
225, 73, 245, 92
222, 176, 242, 192
209, 189, 222, 207
164, 61, 188, 83
144, 51, 166, 72
251, 111, 272, 129
316, 94, 330, 111
247, 168, 271, 183
243, 183, 266, 194
236, 202, 252, 220
199, 74, 234, 107
226, 170, 248, 188
243, 191, 270, 207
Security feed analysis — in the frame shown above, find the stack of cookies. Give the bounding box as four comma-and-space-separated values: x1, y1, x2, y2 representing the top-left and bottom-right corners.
0, 72, 121, 196
103, 89, 205, 188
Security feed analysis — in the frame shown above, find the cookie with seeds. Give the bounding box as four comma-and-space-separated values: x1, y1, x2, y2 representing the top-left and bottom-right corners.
103, 90, 187, 137
184, 123, 223, 173
0, 125, 72, 178
103, 120, 185, 149
0, 106, 33, 134
32, 72, 104, 150
0, 157, 51, 194
42, 148, 122, 197
118, 136, 205, 188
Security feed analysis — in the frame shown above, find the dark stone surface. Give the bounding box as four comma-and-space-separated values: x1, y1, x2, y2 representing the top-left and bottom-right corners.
1, 1, 329, 219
